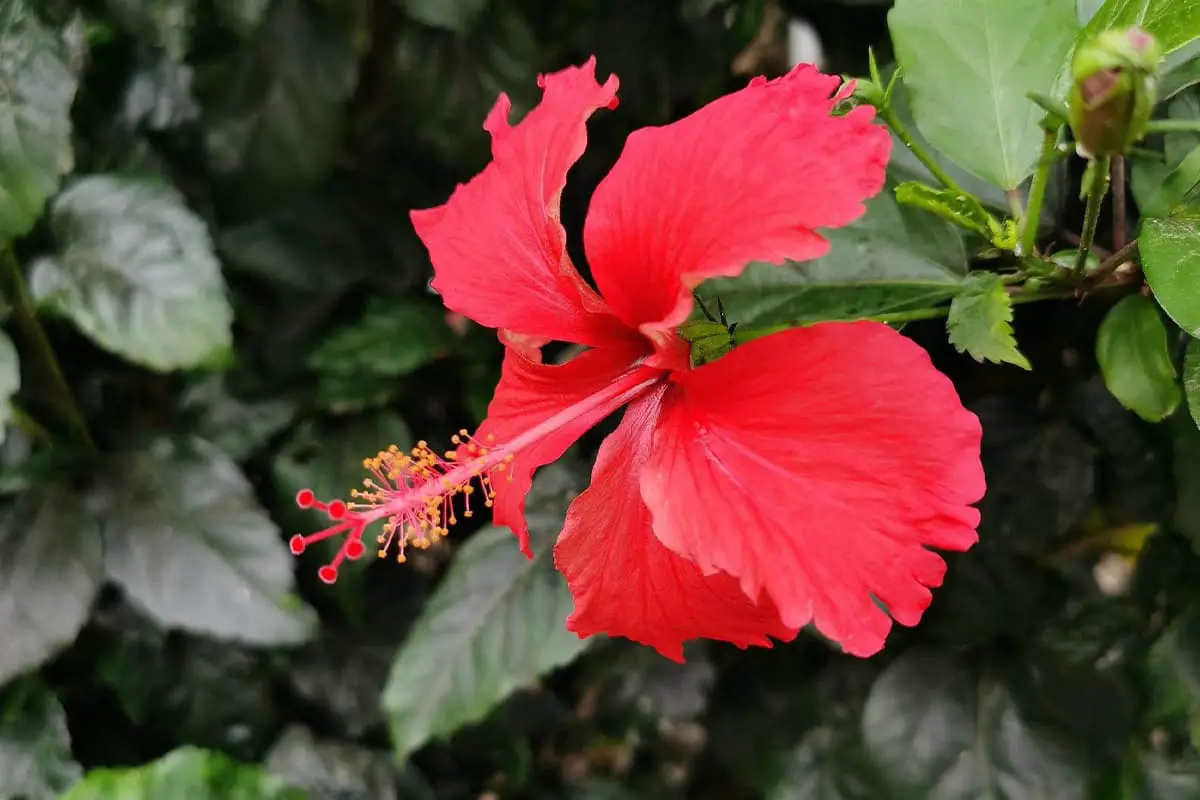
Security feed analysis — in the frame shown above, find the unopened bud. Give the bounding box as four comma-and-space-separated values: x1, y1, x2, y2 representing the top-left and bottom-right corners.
1068, 27, 1162, 158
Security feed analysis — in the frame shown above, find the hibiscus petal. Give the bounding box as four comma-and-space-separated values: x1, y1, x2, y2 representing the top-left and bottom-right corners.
640, 323, 984, 657
583, 65, 890, 338
475, 341, 659, 557
555, 387, 797, 661
411, 58, 633, 348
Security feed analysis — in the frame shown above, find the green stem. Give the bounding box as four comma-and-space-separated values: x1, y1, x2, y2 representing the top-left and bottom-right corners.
733, 286, 1077, 344
1074, 155, 1111, 276
1144, 119, 1200, 134
1, 250, 95, 451
9, 404, 53, 445
1020, 125, 1061, 256
878, 106, 967, 195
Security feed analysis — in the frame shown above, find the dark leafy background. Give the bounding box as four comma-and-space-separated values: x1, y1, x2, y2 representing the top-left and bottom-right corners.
2, 0, 1200, 797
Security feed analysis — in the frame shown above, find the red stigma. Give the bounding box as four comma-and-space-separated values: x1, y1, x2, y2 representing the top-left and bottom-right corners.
296, 489, 315, 508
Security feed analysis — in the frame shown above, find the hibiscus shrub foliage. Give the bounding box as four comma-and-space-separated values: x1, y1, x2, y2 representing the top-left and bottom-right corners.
5, 0, 1200, 796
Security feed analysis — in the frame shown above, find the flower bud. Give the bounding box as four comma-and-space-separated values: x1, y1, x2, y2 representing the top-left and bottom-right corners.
1068, 27, 1161, 158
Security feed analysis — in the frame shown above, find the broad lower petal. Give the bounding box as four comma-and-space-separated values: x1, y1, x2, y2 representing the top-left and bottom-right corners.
641, 323, 984, 657
475, 342, 659, 557
555, 387, 797, 661
583, 65, 890, 338
411, 58, 633, 348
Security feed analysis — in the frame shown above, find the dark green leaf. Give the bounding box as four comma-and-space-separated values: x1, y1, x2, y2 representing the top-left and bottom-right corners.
1146, 605, 1200, 736
198, 0, 359, 213
862, 651, 1088, 799
0, 0, 77, 245
213, 0, 270, 37
946, 272, 1032, 369
122, 58, 200, 132
1172, 410, 1200, 553
382, 464, 590, 761
177, 375, 298, 462
392, 4, 540, 160
62, 746, 305, 799
93, 436, 316, 645
265, 725, 436, 800
888, 0, 1079, 188
1084, 0, 1200, 57
767, 724, 882, 800
1114, 749, 1200, 799
0, 485, 102, 686
403, 0, 487, 32
695, 181, 967, 328
28, 175, 233, 372
1096, 294, 1182, 422
0, 332, 19, 448
307, 296, 453, 412
0, 682, 82, 798
104, 0, 193, 59
1142, 205, 1200, 336
96, 611, 283, 760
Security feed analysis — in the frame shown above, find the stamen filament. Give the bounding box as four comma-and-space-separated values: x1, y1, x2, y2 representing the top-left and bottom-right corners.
289, 364, 660, 583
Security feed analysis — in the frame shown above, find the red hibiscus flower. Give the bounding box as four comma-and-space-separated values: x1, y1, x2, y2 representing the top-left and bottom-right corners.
289, 58, 985, 660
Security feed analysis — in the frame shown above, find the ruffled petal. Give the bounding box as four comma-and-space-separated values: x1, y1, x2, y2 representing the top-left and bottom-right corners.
554, 387, 797, 661
641, 323, 984, 657
475, 341, 660, 557
583, 65, 890, 338
411, 58, 634, 348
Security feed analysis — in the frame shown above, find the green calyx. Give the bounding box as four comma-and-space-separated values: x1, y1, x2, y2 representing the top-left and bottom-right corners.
1068, 27, 1162, 158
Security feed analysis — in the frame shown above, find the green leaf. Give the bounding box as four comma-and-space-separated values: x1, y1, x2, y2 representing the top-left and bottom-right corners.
1146, 605, 1200, 736
198, 0, 359, 213
307, 297, 453, 412
0, 331, 19, 448
265, 725, 435, 800
382, 464, 591, 761
28, 175, 233, 372
1172, 410, 1200, 553
1132, 93, 1200, 217
1143, 205, 1200, 335
0, 682, 82, 798
92, 436, 316, 645
1096, 294, 1183, 421
404, 0, 487, 32
0, 0, 78, 245
62, 746, 305, 799
768, 724, 883, 800
0, 485, 102, 686
1184, 339, 1200, 428
177, 375, 298, 462
1114, 749, 1200, 800
862, 651, 1089, 799
695, 180, 967, 328
888, 0, 1080, 188
213, 0, 270, 37
946, 272, 1032, 369
104, 0, 193, 60
1084, 0, 1200, 57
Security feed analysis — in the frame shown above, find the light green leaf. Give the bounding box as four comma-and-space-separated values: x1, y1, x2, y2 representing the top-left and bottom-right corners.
0, 486, 102, 686
198, 0, 358, 213
946, 272, 1032, 369
93, 436, 316, 645
0, 331, 19, 448
382, 464, 590, 761
1096, 294, 1182, 421
894, 181, 1017, 247
404, 0, 487, 32
1083, 0, 1200, 57
695, 180, 967, 329
0, 682, 82, 798
0, 0, 78, 245
888, 0, 1080, 188
862, 651, 1088, 800
62, 747, 304, 799
28, 175, 233, 372
1142, 205, 1200, 335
